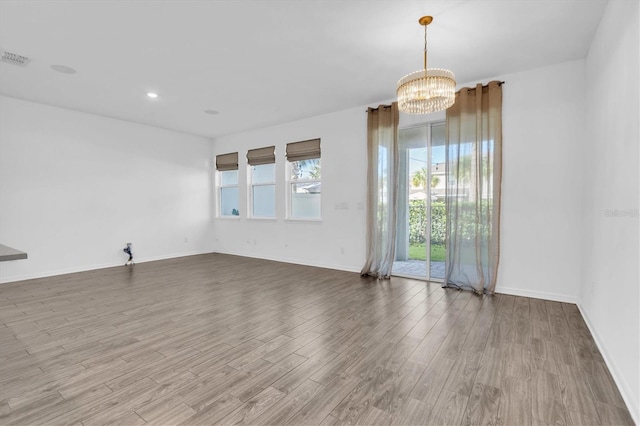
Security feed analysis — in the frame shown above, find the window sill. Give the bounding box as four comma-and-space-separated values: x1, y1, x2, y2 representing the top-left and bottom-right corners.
217, 216, 241, 220
247, 217, 277, 222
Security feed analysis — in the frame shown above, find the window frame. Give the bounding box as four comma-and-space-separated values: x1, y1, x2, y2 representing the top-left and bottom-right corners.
217, 169, 240, 218
286, 157, 322, 221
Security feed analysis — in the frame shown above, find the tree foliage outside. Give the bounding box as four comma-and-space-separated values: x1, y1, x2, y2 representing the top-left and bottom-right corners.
408, 200, 446, 262
411, 167, 441, 191
290, 158, 320, 180
409, 198, 492, 246
308, 161, 321, 179
408, 159, 494, 263
409, 200, 446, 245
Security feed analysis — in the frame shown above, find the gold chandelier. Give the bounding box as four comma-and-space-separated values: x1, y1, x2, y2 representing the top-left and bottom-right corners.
397, 16, 456, 114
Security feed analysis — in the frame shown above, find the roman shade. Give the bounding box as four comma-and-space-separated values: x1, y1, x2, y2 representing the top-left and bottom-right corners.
246, 146, 275, 166
286, 139, 321, 162
216, 152, 238, 171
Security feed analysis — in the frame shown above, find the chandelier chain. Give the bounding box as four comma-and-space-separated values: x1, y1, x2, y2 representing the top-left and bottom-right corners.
424, 22, 428, 70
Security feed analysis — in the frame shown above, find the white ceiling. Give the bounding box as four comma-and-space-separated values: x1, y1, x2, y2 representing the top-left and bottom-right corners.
0, 0, 607, 139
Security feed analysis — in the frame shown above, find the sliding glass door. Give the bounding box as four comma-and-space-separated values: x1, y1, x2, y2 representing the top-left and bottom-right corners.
393, 122, 446, 281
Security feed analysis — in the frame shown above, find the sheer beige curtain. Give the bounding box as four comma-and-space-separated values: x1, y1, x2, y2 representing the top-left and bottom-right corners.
361, 103, 399, 279
445, 81, 502, 294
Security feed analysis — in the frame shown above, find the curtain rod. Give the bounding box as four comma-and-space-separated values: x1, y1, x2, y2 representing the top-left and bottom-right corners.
461, 80, 505, 94
366, 105, 393, 112
366, 81, 505, 112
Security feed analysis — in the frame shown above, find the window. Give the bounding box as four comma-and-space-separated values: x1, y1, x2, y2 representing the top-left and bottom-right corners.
286, 139, 321, 219
247, 146, 276, 218
216, 152, 239, 217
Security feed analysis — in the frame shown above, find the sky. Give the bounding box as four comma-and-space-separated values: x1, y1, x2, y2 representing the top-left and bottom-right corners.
409, 146, 446, 176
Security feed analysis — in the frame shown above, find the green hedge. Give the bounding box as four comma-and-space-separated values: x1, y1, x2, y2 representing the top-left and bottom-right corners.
409, 199, 494, 245
409, 200, 446, 245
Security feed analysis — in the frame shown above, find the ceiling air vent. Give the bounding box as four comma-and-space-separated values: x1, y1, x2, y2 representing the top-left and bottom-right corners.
1, 50, 31, 66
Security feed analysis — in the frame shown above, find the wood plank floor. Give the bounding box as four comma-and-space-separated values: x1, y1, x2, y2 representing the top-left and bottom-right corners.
0, 253, 634, 425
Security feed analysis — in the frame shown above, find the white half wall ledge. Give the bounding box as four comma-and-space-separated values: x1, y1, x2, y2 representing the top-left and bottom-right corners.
578, 303, 639, 425
0, 250, 215, 284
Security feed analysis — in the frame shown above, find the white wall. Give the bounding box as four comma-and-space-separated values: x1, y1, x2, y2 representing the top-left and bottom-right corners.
212, 60, 586, 302
494, 60, 585, 302
581, 0, 639, 421
211, 107, 368, 272
0, 96, 214, 283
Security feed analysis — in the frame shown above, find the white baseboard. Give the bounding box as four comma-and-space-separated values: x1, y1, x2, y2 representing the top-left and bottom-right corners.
213, 249, 362, 274
494, 286, 577, 303
0, 250, 214, 284
577, 303, 639, 425
133, 250, 215, 264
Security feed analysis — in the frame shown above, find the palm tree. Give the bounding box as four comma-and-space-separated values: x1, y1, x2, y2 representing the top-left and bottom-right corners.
291, 158, 320, 179
450, 147, 492, 201
412, 167, 440, 193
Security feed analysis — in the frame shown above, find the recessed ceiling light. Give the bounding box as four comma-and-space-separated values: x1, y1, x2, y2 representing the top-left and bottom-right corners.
147, 92, 159, 99
204, 109, 219, 115
51, 64, 77, 74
